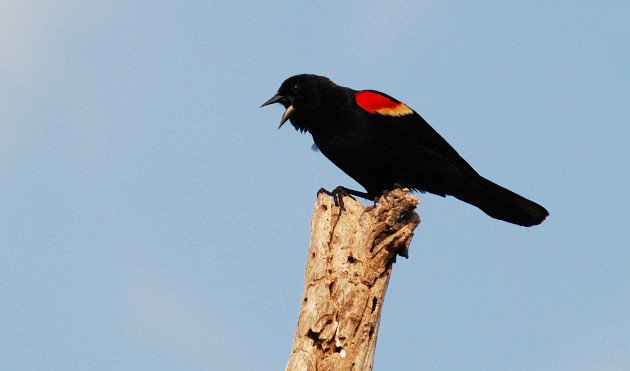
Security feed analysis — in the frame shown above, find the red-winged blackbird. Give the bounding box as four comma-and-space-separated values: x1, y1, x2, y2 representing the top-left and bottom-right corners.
262, 74, 548, 227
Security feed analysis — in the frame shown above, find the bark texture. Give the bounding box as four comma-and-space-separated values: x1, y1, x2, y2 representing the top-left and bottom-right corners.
286, 188, 420, 371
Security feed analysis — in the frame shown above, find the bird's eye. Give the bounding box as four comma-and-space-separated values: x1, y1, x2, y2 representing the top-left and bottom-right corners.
291, 83, 301, 93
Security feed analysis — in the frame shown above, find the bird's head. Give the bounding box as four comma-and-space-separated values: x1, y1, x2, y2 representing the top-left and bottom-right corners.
261, 74, 334, 131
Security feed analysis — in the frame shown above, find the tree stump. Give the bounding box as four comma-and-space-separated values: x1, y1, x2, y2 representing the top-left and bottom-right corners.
286, 188, 420, 371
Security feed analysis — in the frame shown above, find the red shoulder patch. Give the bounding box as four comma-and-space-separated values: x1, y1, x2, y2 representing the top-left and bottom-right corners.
355, 90, 413, 117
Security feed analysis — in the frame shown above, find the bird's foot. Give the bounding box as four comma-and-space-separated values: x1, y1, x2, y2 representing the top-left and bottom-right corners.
317, 186, 369, 210
317, 186, 349, 210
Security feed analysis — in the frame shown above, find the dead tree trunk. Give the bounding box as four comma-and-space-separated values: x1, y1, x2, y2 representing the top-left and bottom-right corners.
286, 188, 420, 371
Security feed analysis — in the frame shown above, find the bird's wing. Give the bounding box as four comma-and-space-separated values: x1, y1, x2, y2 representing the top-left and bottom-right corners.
354, 90, 476, 173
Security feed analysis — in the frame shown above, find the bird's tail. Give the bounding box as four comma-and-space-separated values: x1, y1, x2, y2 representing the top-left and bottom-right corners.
452, 174, 549, 227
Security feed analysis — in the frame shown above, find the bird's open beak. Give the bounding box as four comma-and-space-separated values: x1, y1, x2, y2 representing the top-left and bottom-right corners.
261, 94, 295, 129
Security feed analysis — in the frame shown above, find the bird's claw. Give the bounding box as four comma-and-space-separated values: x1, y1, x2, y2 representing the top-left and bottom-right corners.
317, 186, 356, 210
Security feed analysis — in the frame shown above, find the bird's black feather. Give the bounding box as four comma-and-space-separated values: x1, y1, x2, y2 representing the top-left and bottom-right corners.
263, 74, 548, 227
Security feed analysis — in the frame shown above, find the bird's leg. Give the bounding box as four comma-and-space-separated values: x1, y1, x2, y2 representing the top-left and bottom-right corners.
317, 186, 369, 210
337, 186, 370, 200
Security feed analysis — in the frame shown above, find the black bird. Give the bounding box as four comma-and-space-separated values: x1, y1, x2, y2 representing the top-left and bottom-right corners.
262, 74, 548, 227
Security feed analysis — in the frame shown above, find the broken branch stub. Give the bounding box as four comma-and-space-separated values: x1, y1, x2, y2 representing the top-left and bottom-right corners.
286, 188, 420, 371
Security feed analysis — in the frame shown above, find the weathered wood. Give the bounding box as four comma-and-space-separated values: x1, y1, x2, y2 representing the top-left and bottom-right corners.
286, 188, 420, 371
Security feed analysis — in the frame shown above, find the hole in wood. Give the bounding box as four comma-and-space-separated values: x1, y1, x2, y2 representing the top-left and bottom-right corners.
347, 254, 355, 263
306, 329, 324, 349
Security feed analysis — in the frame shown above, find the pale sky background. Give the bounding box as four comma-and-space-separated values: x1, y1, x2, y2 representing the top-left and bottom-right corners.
1, 1, 628, 370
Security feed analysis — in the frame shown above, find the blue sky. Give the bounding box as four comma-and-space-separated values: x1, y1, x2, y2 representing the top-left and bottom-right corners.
1, 1, 628, 370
